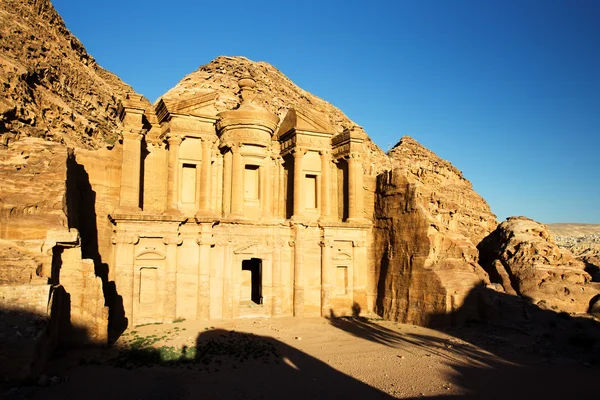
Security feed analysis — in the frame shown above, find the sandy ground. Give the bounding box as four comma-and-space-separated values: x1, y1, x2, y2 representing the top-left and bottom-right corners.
2, 316, 598, 400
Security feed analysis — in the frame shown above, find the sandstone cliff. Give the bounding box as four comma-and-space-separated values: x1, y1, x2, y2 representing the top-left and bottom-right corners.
373, 136, 497, 326
0, 0, 140, 149
478, 217, 600, 313
0, 0, 126, 360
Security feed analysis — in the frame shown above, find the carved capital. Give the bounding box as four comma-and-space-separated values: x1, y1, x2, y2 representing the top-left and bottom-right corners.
163, 235, 182, 246
196, 237, 215, 246
318, 149, 330, 157
167, 134, 183, 146
319, 238, 334, 248
112, 233, 140, 245
352, 239, 366, 248
121, 130, 144, 142
201, 136, 216, 147
292, 147, 306, 158
288, 240, 295, 247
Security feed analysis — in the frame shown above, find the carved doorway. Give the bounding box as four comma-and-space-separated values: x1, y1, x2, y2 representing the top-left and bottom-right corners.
241, 258, 262, 305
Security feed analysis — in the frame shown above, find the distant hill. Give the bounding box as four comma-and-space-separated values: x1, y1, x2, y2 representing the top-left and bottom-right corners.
548, 224, 600, 237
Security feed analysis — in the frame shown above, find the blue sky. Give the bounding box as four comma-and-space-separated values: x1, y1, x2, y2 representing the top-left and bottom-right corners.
52, 0, 600, 223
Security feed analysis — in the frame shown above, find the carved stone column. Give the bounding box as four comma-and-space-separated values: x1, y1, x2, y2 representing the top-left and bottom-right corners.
215, 150, 223, 215
261, 156, 273, 219
196, 231, 212, 320
292, 148, 305, 219
292, 225, 304, 316
163, 235, 181, 321
222, 149, 232, 217
112, 233, 139, 323
119, 131, 143, 211
320, 237, 333, 316
230, 144, 244, 217
272, 238, 283, 316
198, 138, 213, 215
347, 153, 364, 222
352, 239, 368, 312
277, 157, 285, 219
319, 150, 331, 221
166, 135, 182, 212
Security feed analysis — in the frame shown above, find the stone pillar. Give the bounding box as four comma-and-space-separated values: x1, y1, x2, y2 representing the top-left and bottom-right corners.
352, 239, 368, 312
222, 149, 232, 217
319, 150, 331, 221
112, 233, 138, 325
230, 144, 244, 217
261, 157, 273, 219
292, 225, 304, 316
277, 157, 285, 219
215, 151, 223, 215
347, 155, 356, 221
166, 135, 182, 212
198, 138, 213, 215
320, 237, 333, 316
221, 240, 233, 319
196, 229, 212, 320
272, 238, 283, 316
163, 235, 181, 322
347, 153, 364, 222
292, 148, 305, 219
119, 131, 143, 211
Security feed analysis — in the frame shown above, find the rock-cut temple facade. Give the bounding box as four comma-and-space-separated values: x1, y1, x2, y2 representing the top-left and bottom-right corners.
111, 77, 379, 325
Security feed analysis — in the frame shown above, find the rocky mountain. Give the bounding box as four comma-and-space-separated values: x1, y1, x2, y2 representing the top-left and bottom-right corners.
373, 136, 498, 326
0, 0, 141, 149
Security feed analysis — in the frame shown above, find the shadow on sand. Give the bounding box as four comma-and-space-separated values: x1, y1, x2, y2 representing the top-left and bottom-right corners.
8, 327, 395, 400
327, 288, 600, 399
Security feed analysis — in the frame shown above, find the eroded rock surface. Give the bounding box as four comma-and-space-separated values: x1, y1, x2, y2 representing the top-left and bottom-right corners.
373, 136, 497, 326
0, 0, 139, 149
478, 216, 600, 313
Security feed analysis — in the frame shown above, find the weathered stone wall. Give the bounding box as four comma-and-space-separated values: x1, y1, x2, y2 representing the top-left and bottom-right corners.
0, 138, 68, 243
0, 284, 51, 315
0, 284, 57, 382
56, 247, 108, 346
373, 137, 496, 327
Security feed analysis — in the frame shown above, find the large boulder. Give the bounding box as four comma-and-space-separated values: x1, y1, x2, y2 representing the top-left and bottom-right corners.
373, 137, 497, 327
478, 216, 600, 313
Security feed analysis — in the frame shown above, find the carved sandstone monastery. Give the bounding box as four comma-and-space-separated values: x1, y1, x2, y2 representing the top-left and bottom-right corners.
10, 0, 579, 382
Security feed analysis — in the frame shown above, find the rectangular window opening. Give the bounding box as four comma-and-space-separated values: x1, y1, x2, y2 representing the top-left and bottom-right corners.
244, 165, 260, 200
181, 163, 197, 204
305, 174, 318, 209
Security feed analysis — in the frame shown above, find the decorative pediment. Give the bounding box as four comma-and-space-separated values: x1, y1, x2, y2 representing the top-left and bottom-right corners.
276, 107, 336, 138
333, 252, 352, 261
136, 250, 166, 260
234, 243, 259, 255
155, 91, 218, 123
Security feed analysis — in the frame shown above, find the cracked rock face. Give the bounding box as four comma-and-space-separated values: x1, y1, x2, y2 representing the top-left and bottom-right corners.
0, 0, 140, 149
373, 136, 497, 327
478, 216, 600, 313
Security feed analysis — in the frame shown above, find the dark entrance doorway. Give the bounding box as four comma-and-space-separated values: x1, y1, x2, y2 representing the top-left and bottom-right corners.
242, 258, 262, 304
